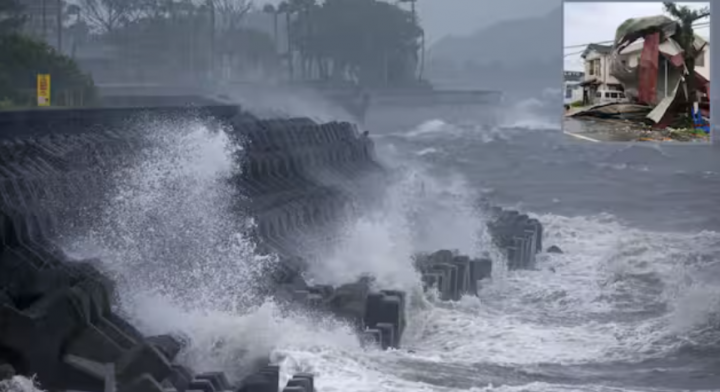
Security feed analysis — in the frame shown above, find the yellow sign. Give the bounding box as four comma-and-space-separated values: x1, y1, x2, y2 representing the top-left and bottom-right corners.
37, 74, 51, 106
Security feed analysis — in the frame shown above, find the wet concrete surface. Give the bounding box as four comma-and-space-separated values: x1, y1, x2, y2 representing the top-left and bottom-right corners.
563, 117, 710, 143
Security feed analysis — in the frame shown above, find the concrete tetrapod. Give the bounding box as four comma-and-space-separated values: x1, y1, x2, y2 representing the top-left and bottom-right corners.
414, 207, 544, 301
0, 106, 406, 390
0, 106, 546, 387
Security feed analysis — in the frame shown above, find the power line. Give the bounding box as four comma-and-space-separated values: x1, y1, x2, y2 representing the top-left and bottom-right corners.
564, 49, 585, 58
563, 21, 710, 50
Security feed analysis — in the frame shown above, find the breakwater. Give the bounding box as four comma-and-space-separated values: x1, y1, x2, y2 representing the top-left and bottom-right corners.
0, 105, 542, 392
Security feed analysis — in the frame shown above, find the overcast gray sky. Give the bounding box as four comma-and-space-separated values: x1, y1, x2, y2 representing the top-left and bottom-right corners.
563, 1, 710, 71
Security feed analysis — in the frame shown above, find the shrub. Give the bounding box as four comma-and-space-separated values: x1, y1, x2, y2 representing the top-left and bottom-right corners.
0, 33, 96, 107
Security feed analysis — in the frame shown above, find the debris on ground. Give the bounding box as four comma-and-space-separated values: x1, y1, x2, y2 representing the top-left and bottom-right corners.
566, 103, 709, 142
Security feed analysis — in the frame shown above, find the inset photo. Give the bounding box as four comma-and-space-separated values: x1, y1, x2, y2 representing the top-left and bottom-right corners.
563, 1, 710, 142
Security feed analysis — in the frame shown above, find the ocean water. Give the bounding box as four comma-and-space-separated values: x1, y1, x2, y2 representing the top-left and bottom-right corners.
4, 92, 720, 392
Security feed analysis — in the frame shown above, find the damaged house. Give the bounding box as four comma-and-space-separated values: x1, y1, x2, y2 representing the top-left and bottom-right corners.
578, 15, 710, 127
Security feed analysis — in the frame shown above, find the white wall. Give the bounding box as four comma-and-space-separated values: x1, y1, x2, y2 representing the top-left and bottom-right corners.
621, 39, 711, 81
583, 50, 621, 85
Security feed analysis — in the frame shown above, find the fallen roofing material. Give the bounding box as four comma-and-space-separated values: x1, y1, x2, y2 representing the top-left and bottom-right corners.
568, 102, 652, 120
608, 14, 710, 124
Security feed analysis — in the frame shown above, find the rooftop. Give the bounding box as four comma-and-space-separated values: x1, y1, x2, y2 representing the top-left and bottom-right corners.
581, 43, 613, 58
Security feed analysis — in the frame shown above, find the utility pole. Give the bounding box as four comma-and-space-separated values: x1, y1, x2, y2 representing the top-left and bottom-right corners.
208, 0, 216, 81
57, 0, 62, 51
398, 0, 424, 81
42, 0, 47, 41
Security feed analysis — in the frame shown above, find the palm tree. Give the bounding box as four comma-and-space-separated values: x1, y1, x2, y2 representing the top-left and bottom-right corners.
663, 1, 709, 118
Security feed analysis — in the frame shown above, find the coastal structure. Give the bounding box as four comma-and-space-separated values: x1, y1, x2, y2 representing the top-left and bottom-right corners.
0, 102, 542, 391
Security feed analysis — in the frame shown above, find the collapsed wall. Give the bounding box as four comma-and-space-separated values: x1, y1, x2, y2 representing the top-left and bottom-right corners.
0, 105, 544, 392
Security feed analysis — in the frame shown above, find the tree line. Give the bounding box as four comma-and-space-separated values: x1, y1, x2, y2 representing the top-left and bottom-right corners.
263, 0, 424, 87
0, 0, 425, 108
43, 0, 424, 87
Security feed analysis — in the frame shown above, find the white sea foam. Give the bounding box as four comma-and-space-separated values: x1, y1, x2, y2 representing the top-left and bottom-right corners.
50, 108, 720, 392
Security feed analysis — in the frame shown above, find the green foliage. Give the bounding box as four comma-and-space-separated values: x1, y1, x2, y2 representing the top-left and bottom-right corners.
285, 0, 423, 87
0, 34, 96, 106
570, 100, 584, 108
662, 1, 709, 115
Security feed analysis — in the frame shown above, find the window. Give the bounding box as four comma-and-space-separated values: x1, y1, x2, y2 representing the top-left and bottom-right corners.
595, 92, 602, 98
696, 51, 705, 67
609, 92, 618, 98
619, 93, 626, 98
565, 87, 573, 98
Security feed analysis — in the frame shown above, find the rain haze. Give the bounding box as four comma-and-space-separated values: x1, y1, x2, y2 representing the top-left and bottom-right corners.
564, 1, 710, 71
1, 1, 719, 392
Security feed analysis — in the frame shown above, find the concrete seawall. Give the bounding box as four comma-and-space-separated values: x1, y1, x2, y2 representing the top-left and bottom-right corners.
0, 106, 542, 392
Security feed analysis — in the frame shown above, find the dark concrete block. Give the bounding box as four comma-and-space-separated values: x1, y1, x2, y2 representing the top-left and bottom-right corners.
379, 291, 406, 334
528, 218, 543, 251
0, 287, 91, 390
146, 335, 184, 361
375, 322, 396, 350
238, 373, 275, 392
118, 374, 165, 392
116, 342, 173, 385
292, 373, 315, 392
430, 263, 458, 300
286, 376, 312, 392
64, 323, 124, 363
188, 378, 216, 392
451, 256, 471, 296
258, 365, 279, 390
167, 365, 193, 392
282, 387, 306, 392
195, 372, 229, 391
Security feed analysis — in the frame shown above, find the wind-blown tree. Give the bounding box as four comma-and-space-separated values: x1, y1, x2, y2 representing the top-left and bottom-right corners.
663, 1, 709, 117
0, 0, 27, 35
77, 0, 146, 33
210, 0, 252, 31
85, 0, 277, 83
290, 0, 422, 87
100, 2, 214, 82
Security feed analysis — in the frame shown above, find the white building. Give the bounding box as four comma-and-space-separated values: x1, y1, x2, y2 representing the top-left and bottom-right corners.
563, 70, 584, 105
579, 44, 625, 105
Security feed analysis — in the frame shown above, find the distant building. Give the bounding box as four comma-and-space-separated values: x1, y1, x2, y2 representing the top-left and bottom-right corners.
563, 71, 584, 105
21, 0, 62, 49
563, 70, 584, 82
